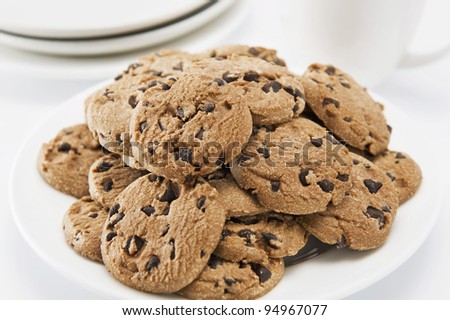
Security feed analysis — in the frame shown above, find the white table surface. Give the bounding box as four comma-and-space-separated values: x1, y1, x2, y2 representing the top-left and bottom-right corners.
1, 0, 449, 299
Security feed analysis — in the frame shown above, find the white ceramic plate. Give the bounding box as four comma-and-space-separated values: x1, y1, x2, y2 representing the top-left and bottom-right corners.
0, 0, 247, 80
0, 0, 210, 39
0, 1, 234, 56
9, 84, 442, 299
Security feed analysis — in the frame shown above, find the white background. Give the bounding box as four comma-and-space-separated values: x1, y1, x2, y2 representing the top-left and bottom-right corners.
0, 0, 449, 299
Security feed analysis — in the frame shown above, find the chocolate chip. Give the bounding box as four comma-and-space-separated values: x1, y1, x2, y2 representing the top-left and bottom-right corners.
197, 196, 206, 210
250, 263, 271, 283
381, 205, 391, 213
262, 233, 278, 249
128, 95, 138, 108
176, 107, 185, 120
195, 128, 204, 140
148, 69, 162, 76
262, 81, 282, 93
106, 232, 117, 241
159, 225, 170, 237
97, 161, 113, 172
364, 206, 386, 227
238, 229, 255, 245
179, 148, 193, 164
299, 169, 311, 186
325, 66, 336, 75
386, 172, 396, 181
224, 278, 235, 286
88, 213, 98, 218
114, 74, 123, 81
146, 256, 160, 272
149, 173, 159, 182
293, 104, 300, 113
257, 146, 270, 159
387, 125, 392, 133
352, 159, 360, 165
141, 206, 155, 217
201, 103, 215, 113
157, 119, 165, 131
323, 98, 340, 108
159, 187, 177, 203
109, 203, 120, 216
200, 250, 206, 258
169, 239, 176, 260
270, 181, 280, 192
318, 179, 334, 192
102, 179, 113, 192
248, 47, 260, 56
243, 71, 259, 82
161, 83, 171, 91
208, 255, 224, 269
58, 142, 71, 152
109, 212, 124, 227
213, 78, 225, 86
223, 72, 239, 83
310, 138, 323, 147
336, 173, 349, 182
364, 179, 383, 194
343, 117, 352, 122
161, 207, 170, 215
139, 121, 147, 133
125, 235, 145, 256
395, 152, 406, 159
220, 229, 231, 241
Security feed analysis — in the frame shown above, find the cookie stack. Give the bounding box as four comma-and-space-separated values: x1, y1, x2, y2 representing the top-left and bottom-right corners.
37, 45, 422, 299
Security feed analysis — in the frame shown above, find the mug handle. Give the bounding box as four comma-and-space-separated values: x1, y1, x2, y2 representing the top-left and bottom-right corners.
400, 44, 450, 67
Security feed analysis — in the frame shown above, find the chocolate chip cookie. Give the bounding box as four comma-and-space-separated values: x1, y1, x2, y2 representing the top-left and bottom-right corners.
372, 151, 422, 204
178, 255, 284, 300
38, 124, 103, 198
203, 44, 286, 66
62, 196, 108, 262
230, 117, 353, 214
214, 213, 308, 263
299, 154, 399, 250
301, 64, 391, 155
205, 169, 270, 218
101, 174, 227, 293
130, 72, 253, 182
187, 55, 305, 125
88, 155, 147, 209
86, 49, 197, 153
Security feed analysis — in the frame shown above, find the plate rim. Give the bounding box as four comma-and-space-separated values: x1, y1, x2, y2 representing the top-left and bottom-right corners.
9, 84, 444, 299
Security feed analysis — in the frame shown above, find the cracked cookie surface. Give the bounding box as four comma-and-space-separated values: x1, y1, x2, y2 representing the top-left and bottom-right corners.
38, 124, 103, 198
101, 174, 226, 293
130, 72, 253, 182
230, 117, 353, 214
301, 64, 390, 155
299, 154, 399, 250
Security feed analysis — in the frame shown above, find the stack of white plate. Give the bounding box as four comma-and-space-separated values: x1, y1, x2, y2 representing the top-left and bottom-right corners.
0, 0, 235, 56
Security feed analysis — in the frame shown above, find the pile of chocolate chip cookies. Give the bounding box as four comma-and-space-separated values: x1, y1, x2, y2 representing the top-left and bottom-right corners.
37, 45, 422, 299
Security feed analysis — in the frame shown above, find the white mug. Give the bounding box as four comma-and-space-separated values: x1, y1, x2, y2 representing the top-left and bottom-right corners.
273, 0, 450, 86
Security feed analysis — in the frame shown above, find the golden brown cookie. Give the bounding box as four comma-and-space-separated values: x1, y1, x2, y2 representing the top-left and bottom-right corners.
101, 174, 227, 293
301, 64, 391, 155
38, 124, 103, 198
203, 44, 286, 66
230, 117, 353, 215
130, 71, 253, 183
62, 197, 108, 262
299, 154, 399, 250
372, 151, 422, 204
